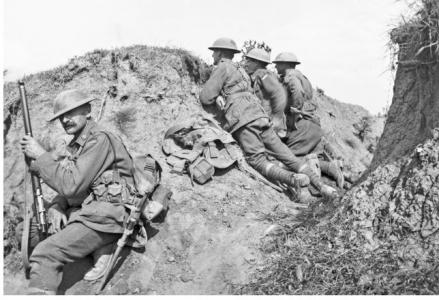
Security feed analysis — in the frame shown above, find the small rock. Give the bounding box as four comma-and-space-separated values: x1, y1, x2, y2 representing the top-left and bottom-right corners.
168, 256, 175, 262
264, 224, 281, 236
180, 273, 193, 282
358, 274, 373, 286
296, 264, 304, 282
284, 239, 295, 248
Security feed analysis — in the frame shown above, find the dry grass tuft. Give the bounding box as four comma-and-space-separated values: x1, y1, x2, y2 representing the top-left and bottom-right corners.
235, 201, 439, 295
391, 0, 439, 64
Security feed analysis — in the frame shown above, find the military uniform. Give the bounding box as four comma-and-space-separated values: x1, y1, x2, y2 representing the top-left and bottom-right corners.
28, 120, 135, 291
200, 58, 304, 184
280, 69, 344, 187
250, 68, 287, 136
281, 69, 323, 156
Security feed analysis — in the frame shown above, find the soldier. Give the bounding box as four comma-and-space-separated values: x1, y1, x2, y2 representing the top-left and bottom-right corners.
273, 52, 344, 187
243, 48, 287, 138
19, 89, 152, 294
200, 38, 337, 200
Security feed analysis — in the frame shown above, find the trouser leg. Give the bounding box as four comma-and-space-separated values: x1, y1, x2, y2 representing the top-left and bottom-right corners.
233, 119, 298, 186
28, 222, 120, 292
285, 118, 323, 156
255, 119, 304, 172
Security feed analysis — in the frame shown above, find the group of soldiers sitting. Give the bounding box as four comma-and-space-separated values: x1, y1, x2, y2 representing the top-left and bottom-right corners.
18, 37, 344, 294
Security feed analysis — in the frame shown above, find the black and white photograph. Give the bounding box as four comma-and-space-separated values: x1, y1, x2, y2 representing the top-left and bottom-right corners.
2, 0, 439, 295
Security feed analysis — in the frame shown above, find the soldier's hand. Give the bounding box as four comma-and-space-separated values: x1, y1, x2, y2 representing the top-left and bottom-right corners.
47, 204, 68, 234
19, 135, 46, 160
215, 96, 225, 110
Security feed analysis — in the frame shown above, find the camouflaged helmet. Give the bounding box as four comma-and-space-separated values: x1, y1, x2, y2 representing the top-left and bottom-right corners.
48, 89, 96, 121
272, 52, 301, 64
208, 38, 241, 53
245, 48, 271, 64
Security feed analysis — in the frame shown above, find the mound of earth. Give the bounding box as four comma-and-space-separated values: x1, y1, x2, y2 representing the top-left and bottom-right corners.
3, 45, 381, 294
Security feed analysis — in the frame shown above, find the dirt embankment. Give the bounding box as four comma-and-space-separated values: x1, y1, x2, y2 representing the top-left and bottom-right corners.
3, 45, 381, 295
370, 3, 439, 170
346, 0, 439, 262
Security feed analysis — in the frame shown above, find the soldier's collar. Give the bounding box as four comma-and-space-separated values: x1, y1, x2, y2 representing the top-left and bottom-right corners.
70, 120, 97, 147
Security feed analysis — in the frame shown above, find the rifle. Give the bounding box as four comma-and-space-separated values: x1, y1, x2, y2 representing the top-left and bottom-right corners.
18, 81, 49, 277
96, 192, 150, 294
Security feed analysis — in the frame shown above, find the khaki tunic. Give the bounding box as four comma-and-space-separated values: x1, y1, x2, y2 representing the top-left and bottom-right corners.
280, 69, 323, 156
30, 120, 134, 234
199, 58, 266, 133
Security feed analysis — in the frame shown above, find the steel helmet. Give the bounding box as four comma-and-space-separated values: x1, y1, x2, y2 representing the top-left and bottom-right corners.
272, 52, 301, 64
208, 38, 240, 53
48, 89, 96, 121
245, 48, 271, 64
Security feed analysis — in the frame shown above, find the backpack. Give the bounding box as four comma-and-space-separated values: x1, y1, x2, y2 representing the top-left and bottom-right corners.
162, 115, 238, 185
101, 131, 171, 221
286, 69, 313, 104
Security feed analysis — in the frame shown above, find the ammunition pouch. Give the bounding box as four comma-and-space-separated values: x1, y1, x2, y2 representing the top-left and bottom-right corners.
91, 170, 135, 204
188, 156, 215, 184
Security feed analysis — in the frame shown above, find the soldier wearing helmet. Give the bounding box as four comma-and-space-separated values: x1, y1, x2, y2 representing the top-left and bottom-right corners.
19, 89, 151, 293
243, 48, 287, 139
273, 52, 345, 188
200, 38, 338, 201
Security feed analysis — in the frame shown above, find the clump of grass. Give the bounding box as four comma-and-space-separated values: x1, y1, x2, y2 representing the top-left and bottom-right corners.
390, 0, 439, 64
353, 116, 373, 142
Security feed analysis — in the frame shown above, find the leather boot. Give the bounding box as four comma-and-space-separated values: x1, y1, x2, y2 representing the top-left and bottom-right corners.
83, 243, 114, 281
344, 169, 360, 184
320, 160, 344, 188
299, 165, 338, 201
320, 184, 338, 201
298, 165, 322, 189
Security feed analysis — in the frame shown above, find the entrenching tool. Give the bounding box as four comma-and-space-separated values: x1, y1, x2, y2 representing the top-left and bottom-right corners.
96, 193, 149, 294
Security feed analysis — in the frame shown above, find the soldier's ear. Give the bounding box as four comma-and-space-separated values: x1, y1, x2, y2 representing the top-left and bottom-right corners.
86, 112, 92, 120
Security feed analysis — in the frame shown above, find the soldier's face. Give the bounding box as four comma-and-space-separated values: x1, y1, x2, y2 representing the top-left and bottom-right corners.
275, 63, 289, 75
212, 50, 221, 65
59, 105, 90, 135
244, 58, 259, 74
